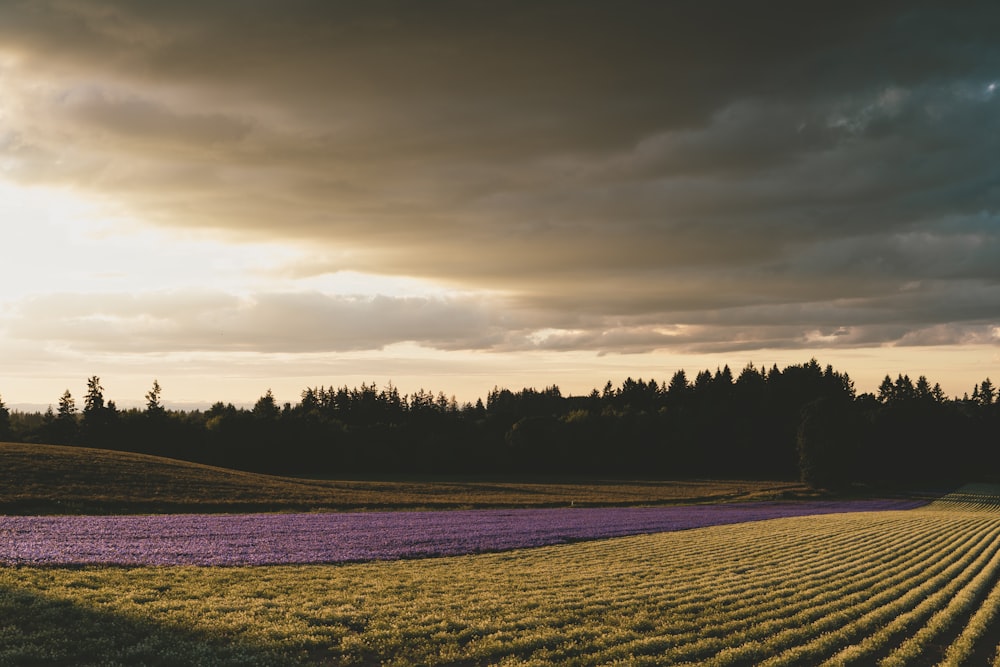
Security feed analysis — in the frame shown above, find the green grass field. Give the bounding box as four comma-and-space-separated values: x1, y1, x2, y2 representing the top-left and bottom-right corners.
0, 441, 810, 514
4, 485, 1000, 665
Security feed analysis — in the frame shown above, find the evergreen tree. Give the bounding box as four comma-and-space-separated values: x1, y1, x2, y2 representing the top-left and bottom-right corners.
667, 369, 690, 394
58, 389, 76, 418
736, 363, 765, 389
893, 374, 915, 402
81, 376, 114, 447
145, 379, 164, 415
84, 376, 105, 415
253, 389, 280, 420
979, 378, 995, 406
0, 393, 10, 441
53, 389, 78, 444
694, 369, 713, 392
877, 375, 895, 404
915, 375, 932, 401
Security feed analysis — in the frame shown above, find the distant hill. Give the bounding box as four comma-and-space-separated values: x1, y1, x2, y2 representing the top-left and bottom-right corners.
0, 442, 812, 515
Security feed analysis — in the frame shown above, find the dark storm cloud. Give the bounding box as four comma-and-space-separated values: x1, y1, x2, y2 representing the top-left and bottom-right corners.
54, 85, 253, 147
1, 1, 998, 354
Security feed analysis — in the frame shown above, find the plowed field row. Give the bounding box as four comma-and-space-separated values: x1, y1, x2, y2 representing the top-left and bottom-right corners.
3, 486, 1000, 665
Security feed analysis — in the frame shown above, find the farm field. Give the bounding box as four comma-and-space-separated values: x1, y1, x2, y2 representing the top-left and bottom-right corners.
0, 441, 812, 514
4, 486, 1000, 665
0, 499, 923, 566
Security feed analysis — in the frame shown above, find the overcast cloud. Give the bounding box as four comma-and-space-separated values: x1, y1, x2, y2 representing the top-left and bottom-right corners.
0, 1, 998, 402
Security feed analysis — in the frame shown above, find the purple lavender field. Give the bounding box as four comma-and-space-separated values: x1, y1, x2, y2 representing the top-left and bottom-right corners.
0, 499, 923, 566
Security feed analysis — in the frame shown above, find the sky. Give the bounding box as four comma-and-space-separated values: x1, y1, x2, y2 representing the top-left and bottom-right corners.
0, 1, 998, 409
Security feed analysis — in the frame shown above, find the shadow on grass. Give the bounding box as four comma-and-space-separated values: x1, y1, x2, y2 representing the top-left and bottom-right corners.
0, 578, 303, 666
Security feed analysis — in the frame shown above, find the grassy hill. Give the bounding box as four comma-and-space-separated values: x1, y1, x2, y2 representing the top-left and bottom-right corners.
0, 441, 813, 514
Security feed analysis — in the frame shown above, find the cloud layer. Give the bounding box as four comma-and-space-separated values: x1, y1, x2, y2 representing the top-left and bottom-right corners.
1, 1, 998, 362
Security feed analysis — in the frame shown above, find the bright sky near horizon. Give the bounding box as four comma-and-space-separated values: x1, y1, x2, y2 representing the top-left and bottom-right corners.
0, 1, 998, 409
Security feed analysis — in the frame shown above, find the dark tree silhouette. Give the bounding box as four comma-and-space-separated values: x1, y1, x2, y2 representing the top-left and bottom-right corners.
253, 389, 280, 420
81, 376, 119, 448
979, 378, 995, 407
3, 362, 996, 483
51, 389, 78, 445
797, 395, 859, 489
145, 380, 164, 415
0, 394, 11, 441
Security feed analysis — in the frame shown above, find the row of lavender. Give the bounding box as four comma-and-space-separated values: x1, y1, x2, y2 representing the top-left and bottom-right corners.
0, 500, 924, 566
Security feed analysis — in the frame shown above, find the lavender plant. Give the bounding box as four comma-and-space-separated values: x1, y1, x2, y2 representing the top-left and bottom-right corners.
0, 499, 921, 566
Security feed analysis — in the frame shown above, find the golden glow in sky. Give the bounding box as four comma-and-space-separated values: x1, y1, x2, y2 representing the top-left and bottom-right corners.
0, 3, 997, 409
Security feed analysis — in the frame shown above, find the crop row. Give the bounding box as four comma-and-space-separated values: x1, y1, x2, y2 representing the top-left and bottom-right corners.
0, 498, 921, 566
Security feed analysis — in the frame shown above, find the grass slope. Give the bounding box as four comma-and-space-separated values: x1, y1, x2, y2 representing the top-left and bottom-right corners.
0, 442, 807, 514
2, 485, 999, 665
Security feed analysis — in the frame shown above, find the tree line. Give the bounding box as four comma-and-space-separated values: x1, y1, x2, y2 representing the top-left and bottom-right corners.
0, 360, 996, 487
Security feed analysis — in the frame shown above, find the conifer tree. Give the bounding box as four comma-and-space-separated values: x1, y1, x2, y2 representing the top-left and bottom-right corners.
0, 393, 10, 441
